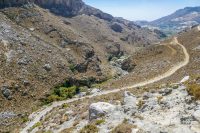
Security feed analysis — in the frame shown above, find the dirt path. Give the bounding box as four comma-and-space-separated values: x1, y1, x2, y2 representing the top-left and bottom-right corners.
21, 37, 190, 133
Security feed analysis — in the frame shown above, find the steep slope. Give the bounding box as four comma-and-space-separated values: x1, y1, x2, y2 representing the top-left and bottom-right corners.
0, 0, 166, 132
20, 27, 200, 133
0, 0, 113, 21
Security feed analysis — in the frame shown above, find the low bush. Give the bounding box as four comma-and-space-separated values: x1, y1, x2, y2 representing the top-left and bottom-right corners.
95, 119, 105, 125
54, 86, 79, 99
29, 122, 42, 131
185, 75, 200, 100
69, 64, 76, 72
43, 85, 80, 104
80, 124, 98, 133
186, 82, 200, 100
111, 123, 136, 133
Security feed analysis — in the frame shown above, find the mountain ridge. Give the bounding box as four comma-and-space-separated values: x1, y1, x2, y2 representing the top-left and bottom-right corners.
136, 6, 200, 35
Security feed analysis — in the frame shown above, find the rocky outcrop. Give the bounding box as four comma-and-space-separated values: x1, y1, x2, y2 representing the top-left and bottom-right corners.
0, 0, 113, 21
123, 91, 137, 114
106, 43, 123, 60
89, 102, 116, 120
110, 23, 123, 33
85, 85, 200, 132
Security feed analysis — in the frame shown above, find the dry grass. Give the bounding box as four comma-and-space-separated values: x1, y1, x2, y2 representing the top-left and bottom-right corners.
79, 124, 98, 133
185, 75, 200, 100
157, 96, 163, 104
137, 100, 145, 109
111, 123, 137, 133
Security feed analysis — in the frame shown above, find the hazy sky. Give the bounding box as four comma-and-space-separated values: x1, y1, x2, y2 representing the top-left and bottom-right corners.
83, 0, 200, 21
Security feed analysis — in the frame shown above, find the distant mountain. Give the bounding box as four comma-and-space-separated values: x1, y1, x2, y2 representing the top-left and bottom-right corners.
135, 20, 149, 26
136, 6, 200, 35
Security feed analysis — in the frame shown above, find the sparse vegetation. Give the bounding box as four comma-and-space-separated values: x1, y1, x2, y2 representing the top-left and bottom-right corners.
186, 82, 200, 100
69, 64, 76, 72
172, 84, 179, 89
62, 103, 69, 108
157, 96, 163, 104
95, 119, 105, 125
111, 121, 137, 133
21, 115, 29, 123
79, 124, 98, 133
29, 122, 42, 131
185, 75, 200, 100
137, 100, 145, 109
42, 80, 80, 104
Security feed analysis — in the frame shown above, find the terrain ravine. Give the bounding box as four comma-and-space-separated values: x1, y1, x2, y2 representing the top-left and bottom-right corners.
21, 37, 190, 133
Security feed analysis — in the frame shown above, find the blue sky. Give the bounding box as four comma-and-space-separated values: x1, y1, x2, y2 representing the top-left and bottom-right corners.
83, 0, 200, 21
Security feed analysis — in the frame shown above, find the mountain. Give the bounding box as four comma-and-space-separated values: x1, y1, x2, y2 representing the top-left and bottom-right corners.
136, 6, 200, 35
0, 0, 115, 21
0, 0, 165, 132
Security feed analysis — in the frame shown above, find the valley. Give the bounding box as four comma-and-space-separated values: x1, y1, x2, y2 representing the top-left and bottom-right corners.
21, 37, 190, 133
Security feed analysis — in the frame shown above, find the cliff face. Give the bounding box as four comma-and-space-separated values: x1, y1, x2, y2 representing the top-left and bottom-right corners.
0, 0, 113, 20
0, 0, 83, 15
0, 0, 32, 7
35, 0, 85, 16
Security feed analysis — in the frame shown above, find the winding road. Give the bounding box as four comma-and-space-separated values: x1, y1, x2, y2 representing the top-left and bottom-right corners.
21, 37, 190, 133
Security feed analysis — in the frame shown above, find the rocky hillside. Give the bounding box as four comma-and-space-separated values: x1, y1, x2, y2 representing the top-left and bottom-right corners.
0, 0, 165, 132
0, 0, 114, 21
136, 6, 200, 35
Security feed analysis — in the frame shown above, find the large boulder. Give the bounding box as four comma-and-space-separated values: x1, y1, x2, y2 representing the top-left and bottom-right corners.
89, 102, 116, 120
193, 110, 200, 122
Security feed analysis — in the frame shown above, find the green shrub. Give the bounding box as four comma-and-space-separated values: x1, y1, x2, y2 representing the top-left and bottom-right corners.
55, 86, 80, 98
46, 94, 63, 103
62, 103, 69, 108
95, 119, 105, 125
21, 116, 29, 123
69, 64, 76, 72
29, 122, 42, 131
80, 124, 98, 133
44, 86, 80, 104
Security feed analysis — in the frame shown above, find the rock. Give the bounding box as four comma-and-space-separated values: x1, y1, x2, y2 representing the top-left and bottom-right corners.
180, 76, 190, 83
143, 92, 153, 100
1, 86, 11, 99
89, 102, 115, 120
43, 64, 51, 71
75, 62, 88, 73
23, 80, 30, 86
159, 88, 172, 96
121, 58, 136, 72
29, 28, 35, 31
106, 43, 124, 61
17, 56, 31, 65
78, 92, 87, 97
123, 91, 137, 114
90, 88, 101, 95
193, 110, 200, 122
110, 23, 123, 33
180, 115, 195, 124
63, 20, 71, 25
172, 126, 194, 133
0, 112, 16, 119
